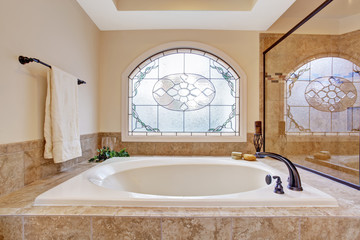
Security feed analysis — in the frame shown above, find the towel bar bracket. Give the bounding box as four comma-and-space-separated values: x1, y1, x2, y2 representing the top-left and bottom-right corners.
18, 55, 86, 85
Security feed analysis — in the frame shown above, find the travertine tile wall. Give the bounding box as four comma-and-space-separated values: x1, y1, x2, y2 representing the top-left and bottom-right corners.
0, 133, 98, 197
0, 131, 254, 198
1, 215, 359, 239
260, 30, 360, 156
1, 148, 359, 239
98, 132, 255, 156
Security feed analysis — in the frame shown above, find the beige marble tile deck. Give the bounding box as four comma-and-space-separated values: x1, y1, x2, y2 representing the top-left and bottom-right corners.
233, 217, 299, 240
0, 158, 358, 218
0, 216, 23, 240
24, 216, 91, 240
162, 217, 232, 240
300, 217, 360, 240
0, 152, 24, 196
0, 134, 98, 198
0, 156, 358, 239
92, 216, 161, 240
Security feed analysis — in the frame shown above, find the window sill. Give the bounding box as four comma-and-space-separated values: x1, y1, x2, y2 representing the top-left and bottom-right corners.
122, 134, 247, 142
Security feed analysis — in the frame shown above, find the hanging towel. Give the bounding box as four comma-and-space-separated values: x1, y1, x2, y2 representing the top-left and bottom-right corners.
44, 66, 82, 163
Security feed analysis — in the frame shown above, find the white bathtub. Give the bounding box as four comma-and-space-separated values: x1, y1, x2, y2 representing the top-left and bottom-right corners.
34, 157, 338, 207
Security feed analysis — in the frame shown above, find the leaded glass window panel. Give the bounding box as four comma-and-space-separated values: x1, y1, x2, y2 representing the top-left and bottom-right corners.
128, 48, 241, 137
285, 57, 360, 134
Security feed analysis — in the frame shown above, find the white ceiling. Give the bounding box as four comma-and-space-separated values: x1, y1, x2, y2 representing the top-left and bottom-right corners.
76, 0, 296, 31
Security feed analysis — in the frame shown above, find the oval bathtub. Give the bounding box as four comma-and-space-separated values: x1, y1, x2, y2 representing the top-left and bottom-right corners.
88, 160, 269, 196
34, 157, 338, 207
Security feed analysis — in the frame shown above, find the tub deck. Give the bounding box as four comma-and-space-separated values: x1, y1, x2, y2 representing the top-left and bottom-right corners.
0, 158, 359, 239
34, 157, 338, 207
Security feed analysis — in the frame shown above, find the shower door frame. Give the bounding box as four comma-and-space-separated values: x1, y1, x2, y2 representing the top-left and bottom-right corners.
262, 0, 360, 190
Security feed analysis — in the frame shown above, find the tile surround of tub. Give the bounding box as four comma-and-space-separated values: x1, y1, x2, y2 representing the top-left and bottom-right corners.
0, 216, 23, 240
24, 216, 91, 240
0, 131, 254, 198
162, 217, 232, 240
300, 217, 360, 240
233, 217, 299, 240
92, 217, 161, 239
0, 157, 359, 239
1, 216, 360, 239
0, 153, 24, 197
0, 133, 98, 198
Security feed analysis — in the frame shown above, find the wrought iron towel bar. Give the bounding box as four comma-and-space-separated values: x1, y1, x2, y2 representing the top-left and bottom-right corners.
18, 56, 86, 85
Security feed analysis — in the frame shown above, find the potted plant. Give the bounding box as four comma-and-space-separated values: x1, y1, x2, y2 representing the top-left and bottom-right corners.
89, 146, 130, 163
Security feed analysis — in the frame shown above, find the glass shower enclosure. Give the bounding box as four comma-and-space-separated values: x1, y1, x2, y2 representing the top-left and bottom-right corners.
263, 0, 360, 189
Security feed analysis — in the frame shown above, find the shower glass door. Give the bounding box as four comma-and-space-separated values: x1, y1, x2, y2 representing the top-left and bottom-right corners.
263, 0, 360, 188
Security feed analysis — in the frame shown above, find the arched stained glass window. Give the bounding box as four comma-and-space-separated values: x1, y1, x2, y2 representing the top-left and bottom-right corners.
285, 57, 360, 134
123, 46, 246, 142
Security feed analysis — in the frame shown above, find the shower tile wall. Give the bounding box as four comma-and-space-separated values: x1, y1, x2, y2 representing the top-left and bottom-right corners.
261, 30, 360, 153
260, 30, 360, 184
0, 133, 98, 197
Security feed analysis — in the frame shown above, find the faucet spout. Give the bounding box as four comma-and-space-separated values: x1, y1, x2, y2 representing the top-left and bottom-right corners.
256, 152, 303, 191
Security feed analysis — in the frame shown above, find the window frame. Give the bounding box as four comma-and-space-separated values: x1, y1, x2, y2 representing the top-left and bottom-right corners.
121, 41, 247, 142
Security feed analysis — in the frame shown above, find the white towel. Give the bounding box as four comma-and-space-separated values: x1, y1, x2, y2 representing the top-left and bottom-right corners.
44, 66, 82, 163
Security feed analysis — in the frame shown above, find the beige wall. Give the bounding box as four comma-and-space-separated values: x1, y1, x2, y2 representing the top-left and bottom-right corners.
0, 0, 100, 144
99, 30, 259, 134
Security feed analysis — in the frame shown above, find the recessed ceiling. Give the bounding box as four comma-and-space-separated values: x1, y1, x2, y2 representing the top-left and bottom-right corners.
112, 0, 257, 11
76, 0, 296, 31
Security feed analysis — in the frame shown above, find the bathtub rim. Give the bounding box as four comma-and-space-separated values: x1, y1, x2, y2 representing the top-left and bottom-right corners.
34, 156, 339, 208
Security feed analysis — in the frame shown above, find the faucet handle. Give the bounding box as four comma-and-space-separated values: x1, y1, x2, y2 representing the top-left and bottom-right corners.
265, 175, 285, 194
273, 176, 285, 194
265, 174, 272, 185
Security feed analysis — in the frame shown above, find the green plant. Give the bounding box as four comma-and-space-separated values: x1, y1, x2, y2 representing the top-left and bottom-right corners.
89, 146, 130, 163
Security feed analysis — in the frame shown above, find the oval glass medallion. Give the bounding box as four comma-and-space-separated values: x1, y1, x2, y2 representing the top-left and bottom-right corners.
305, 76, 357, 112
152, 73, 216, 111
